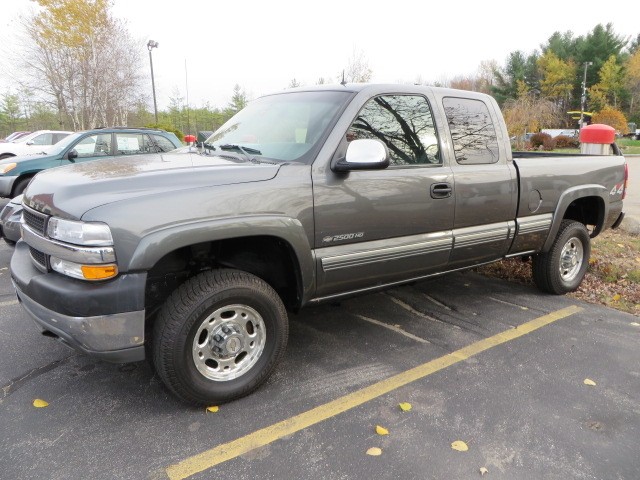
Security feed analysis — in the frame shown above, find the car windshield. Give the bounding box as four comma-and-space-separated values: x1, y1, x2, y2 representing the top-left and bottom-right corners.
12, 131, 41, 143
206, 90, 351, 163
45, 132, 87, 155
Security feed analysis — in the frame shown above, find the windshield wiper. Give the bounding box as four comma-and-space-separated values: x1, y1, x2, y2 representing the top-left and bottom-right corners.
219, 144, 261, 155
219, 144, 263, 163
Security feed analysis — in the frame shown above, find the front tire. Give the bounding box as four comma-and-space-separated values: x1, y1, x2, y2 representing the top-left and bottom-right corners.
152, 269, 288, 405
532, 220, 590, 294
12, 177, 32, 197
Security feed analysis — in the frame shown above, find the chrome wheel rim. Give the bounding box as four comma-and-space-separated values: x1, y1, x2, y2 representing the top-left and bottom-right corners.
559, 236, 584, 282
192, 304, 266, 381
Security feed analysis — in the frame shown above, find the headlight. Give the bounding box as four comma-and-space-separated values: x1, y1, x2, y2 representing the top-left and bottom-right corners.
47, 217, 113, 246
0, 162, 17, 174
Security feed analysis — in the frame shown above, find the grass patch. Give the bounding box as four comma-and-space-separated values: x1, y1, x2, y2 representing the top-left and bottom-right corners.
617, 138, 640, 154
476, 229, 640, 316
513, 138, 640, 155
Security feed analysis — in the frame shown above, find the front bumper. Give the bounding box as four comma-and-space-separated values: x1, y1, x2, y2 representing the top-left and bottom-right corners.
11, 241, 146, 363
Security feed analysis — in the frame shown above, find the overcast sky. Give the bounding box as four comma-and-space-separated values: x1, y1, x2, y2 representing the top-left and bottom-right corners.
0, 0, 638, 111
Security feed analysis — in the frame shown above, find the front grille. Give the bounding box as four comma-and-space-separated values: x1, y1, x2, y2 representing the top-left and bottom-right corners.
23, 207, 48, 236
29, 246, 49, 270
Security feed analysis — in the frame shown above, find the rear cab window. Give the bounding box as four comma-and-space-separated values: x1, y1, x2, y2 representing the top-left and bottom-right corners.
442, 97, 499, 165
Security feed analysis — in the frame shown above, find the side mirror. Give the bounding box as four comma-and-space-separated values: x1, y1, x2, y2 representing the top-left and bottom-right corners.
26, 141, 34, 146
67, 149, 78, 161
332, 139, 390, 172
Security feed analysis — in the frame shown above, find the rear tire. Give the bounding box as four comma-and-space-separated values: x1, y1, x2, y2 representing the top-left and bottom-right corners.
532, 220, 590, 294
152, 269, 288, 405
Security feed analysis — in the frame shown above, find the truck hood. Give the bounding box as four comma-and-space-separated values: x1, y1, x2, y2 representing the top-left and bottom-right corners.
23, 150, 281, 219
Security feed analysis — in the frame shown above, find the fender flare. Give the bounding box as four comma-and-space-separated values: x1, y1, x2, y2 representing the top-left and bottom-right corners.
126, 215, 316, 305
542, 184, 608, 252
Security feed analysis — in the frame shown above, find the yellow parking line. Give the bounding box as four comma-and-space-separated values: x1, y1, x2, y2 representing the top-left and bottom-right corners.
166, 305, 583, 480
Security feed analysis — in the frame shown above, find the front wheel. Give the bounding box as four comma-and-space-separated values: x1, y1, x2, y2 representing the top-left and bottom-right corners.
152, 269, 288, 405
532, 220, 590, 294
12, 177, 32, 197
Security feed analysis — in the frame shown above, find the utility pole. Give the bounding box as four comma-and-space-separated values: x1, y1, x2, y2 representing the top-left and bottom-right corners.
147, 40, 159, 124
579, 61, 593, 130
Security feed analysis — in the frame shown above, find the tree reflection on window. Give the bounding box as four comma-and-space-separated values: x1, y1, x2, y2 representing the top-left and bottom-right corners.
347, 95, 440, 165
442, 97, 499, 165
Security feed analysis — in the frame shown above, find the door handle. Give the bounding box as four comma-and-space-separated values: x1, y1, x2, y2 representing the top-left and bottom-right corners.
430, 182, 452, 199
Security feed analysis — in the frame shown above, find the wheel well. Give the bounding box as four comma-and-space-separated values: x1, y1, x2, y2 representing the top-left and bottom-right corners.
12, 174, 35, 197
144, 236, 302, 319
562, 196, 605, 237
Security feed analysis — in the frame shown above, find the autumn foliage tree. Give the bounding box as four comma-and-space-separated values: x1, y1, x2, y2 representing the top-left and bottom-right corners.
21, 0, 143, 129
591, 107, 628, 133
537, 51, 576, 109
625, 49, 640, 117
589, 55, 625, 111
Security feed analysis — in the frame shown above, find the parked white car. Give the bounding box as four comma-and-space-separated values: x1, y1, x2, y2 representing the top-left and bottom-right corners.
0, 130, 73, 159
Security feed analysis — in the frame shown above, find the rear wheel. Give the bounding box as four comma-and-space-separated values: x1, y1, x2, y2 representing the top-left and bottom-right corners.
532, 220, 590, 294
152, 269, 288, 405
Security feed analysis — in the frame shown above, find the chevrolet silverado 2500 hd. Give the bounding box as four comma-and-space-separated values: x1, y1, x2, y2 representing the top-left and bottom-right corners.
11, 84, 627, 405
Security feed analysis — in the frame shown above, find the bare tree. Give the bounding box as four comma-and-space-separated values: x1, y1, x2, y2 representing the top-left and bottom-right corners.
340, 48, 373, 83
502, 82, 562, 148
20, 0, 143, 130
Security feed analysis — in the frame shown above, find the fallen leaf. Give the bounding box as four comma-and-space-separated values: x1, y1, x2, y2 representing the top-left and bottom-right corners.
399, 402, 412, 412
480, 467, 489, 476
584, 379, 597, 386
375, 425, 389, 436
366, 447, 382, 456
33, 399, 49, 408
589, 257, 597, 265
631, 322, 640, 327
206, 406, 219, 413
451, 440, 468, 452
612, 294, 621, 302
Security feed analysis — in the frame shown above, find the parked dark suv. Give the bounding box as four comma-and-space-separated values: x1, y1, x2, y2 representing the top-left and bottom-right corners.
0, 127, 182, 198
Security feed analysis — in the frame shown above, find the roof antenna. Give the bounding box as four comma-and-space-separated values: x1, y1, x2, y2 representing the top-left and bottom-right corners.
340, 70, 346, 86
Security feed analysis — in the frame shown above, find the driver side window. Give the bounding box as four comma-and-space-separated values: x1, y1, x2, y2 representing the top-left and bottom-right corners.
74, 134, 112, 158
347, 95, 441, 166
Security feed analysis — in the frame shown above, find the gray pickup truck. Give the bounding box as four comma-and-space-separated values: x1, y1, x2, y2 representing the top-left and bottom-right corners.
10, 84, 627, 405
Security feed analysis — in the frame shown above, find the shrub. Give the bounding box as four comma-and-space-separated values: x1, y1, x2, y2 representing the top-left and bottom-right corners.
554, 135, 580, 149
542, 136, 556, 151
530, 132, 552, 148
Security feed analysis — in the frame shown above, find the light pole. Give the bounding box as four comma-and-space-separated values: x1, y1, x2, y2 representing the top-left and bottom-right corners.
579, 61, 593, 130
147, 40, 159, 124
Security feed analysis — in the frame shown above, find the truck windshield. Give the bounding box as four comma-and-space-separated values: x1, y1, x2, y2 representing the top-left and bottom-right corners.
207, 91, 351, 163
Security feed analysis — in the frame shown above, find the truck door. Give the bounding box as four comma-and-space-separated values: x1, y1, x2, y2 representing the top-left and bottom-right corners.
312, 94, 455, 299
440, 96, 518, 267
60, 133, 114, 165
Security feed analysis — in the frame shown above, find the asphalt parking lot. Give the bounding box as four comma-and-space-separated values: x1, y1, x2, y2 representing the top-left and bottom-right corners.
1, 238, 639, 480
